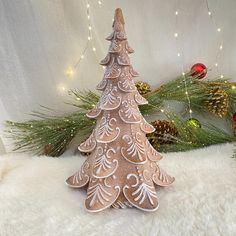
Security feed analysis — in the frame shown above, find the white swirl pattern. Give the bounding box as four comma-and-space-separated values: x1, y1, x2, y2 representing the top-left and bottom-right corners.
121, 132, 146, 164
99, 85, 121, 110
78, 132, 96, 152
119, 99, 141, 123
93, 146, 118, 178
96, 115, 120, 143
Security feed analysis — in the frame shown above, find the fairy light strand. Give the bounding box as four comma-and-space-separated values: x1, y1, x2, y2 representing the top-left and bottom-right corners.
74, 0, 92, 69
60, 0, 104, 94
174, 4, 193, 118
64, 0, 103, 84
182, 72, 193, 118
205, 0, 224, 77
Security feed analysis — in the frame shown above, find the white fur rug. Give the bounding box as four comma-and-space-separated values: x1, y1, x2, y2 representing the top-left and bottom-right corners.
0, 144, 236, 236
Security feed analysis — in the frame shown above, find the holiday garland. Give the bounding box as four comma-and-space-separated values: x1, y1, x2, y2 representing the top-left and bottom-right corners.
5, 72, 236, 157
156, 112, 233, 152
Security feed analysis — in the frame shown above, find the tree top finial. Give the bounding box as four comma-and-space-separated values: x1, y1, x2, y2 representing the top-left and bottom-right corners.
114, 8, 125, 25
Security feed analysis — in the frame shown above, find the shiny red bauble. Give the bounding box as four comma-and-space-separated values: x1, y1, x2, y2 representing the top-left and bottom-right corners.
233, 112, 236, 122
191, 63, 207, 79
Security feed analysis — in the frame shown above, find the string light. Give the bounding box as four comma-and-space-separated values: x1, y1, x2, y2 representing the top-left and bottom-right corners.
173, 6, 193, 118
206, 0, 225, 76
220, 74, 224, 78
57, 84, 67, 93
62, 0, 106, 94
183, 73, 193, 118
73, 0, 93, 69
65, 66, 75, 79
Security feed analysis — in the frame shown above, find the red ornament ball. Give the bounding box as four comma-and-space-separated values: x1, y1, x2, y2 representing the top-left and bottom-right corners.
233, 112, 236, 122
191, 63, 207, 79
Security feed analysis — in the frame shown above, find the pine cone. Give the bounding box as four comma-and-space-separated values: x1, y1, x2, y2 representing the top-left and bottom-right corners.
135, 81, 151, 95
43, 144, 53, 156
147, 120, 178, 149
205, 88, 229, 117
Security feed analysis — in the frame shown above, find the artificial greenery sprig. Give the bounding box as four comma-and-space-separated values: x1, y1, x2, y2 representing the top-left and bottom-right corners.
159, 111, 235, 152
5, 109, 95, 157
5, 73, 236, 157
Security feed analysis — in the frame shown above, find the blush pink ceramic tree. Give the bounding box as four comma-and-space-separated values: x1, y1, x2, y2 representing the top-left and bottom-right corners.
66, 8, 174, 212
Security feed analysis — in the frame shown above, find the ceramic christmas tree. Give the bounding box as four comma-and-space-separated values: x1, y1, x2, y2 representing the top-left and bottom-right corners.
66, 8, 174, 212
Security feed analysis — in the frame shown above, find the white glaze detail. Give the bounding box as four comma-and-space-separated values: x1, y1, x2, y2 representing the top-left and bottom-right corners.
125, 41, 134, 53
132, 182, 157, 205
146, 140, 163, 162
140, 119, 155, 134
119, 99, 141, 123
93, 146, 118, 178
96, 78, 108, 91
96, 115, 120, 143
109, 39, 122, 53
106, 30, 127, 41
129, 66, 139, 77
85, 177, 120, 212
100, 85, 121, 110
106, 31, 114, 41
87, 182, 112, 207
134, 93, 148, 105
100, 54, 111, 65
78, 132, 96, 152
87, 105, 102, 118
152, 164, 175, 186
66, 161, 90, 188
117, 53, 130, 66
104, 62, 121, 79
121, 132, 146, 164
116, 31, 127, 40
117, 78, 136, 92
123, 173, 159, 211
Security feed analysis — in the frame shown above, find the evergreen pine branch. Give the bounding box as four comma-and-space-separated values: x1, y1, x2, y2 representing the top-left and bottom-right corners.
159, 112, 235, 152
5, 111, 95, 157
148, 74, 236, 121
5, 73, 236, 157
67, 90, 100, 110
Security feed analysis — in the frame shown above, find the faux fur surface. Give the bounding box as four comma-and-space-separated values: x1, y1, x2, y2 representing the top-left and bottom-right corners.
0, 144, 236, 236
